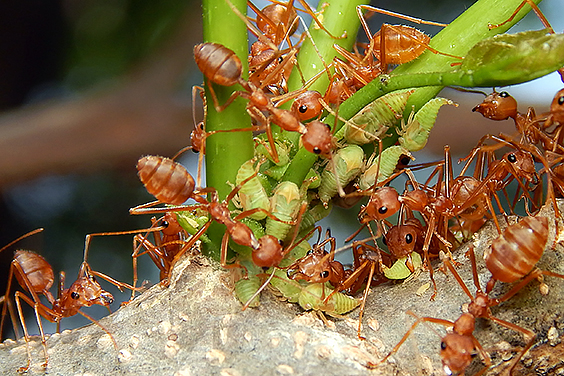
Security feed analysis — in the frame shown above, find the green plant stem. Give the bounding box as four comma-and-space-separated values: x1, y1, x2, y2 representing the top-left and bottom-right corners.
286, 0, 368, 94
337, 0, 544, 124
282, 0, 543, 186
279, 0, 367, 181
280, 0, 368, 145
202, 0, 254, 260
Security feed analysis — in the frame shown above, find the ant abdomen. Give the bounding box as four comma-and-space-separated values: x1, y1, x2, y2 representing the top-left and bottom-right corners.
485, 216, 548, 283
137, 156, 196, 206
193, 43, 242, 87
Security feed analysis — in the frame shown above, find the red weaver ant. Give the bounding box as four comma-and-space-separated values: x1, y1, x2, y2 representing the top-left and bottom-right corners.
0, 229, 143, 372
380, 247, 537, 376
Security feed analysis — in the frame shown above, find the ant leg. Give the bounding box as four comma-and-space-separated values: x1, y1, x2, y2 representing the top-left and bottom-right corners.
169, 219, 212, 270
380, 312, 454, 364
358, 4, 447, 27
421, 214, 438, 300
0, 265, 16, 341
489, 0, 553, 32
88, 269, 140, 293
82, 227, 165, 275
15, 292, 50, 371
293, 0, 347, 39
56, 271, 65, 333
130, 234, 167, 299
77, 310, 118, 349
487, 314, 535, 374
443, 255, 475, 301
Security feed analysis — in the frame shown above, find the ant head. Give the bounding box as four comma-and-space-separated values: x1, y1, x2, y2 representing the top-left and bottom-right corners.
384, 223, 421, 259
502, 150, 538, 183
286, 248, 333, 283
364, 187, 401, 221
190, 122, 205, 153
252, 235, 283, 268
440, 332, 474, 376
292, 91, 323, 121
162, 212, 183, 236
549, 88, 564, 124
301, 121, 334, 158
472, 91, 517, 121
69, 264, 114, 307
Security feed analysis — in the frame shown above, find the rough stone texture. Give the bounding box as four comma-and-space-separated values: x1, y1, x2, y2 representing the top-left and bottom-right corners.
2, 202, 564, 376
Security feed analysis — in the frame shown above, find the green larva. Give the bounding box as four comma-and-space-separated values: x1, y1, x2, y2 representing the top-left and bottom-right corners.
298, 283, 360, 316
255, 136, 291, 166
335, 90, 414, 145
359, 145, 411, 190
269, 269, 305, 303
175, 211, 211, 244
298, 202, 332, 234
266, 181, 302, 241
235, 276, 262, 308
383, 252, 423, 280
236, 159, 270, 220
318, 145, 365, 204
398, 98, 457, 152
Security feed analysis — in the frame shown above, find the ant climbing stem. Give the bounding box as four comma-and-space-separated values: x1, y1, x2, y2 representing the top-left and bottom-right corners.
132, 156, 303, 278
356, 5, 462, 71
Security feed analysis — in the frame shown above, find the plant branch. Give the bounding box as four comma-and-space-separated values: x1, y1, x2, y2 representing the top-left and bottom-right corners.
283, 0, 544, 186
201, 0, 254, 259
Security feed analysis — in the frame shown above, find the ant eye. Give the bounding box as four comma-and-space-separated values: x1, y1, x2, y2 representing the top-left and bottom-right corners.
324, 123, 331, 130
405, 233, 413, 244
299, 105, 308, 113
278, 239, 284, 246
199, 123, 204, 130
321, 271, 330, 278
313, 147, 321, 154
306, 249, 313, 255
163, 221, 170, 228
71, 292, 80, 300
559, 96, 564, 106
500, 91, 509, 97
440, 341, 447, 350
382, 236, 387, 246
400, 156, 410, 166
378, 206, 388, 215
507, 153, 517, 163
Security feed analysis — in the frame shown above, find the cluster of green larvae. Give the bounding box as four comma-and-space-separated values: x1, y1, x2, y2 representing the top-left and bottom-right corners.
224, 89, 453, 312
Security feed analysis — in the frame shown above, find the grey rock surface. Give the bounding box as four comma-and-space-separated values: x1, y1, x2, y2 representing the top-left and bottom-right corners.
2, 203, 564, 376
